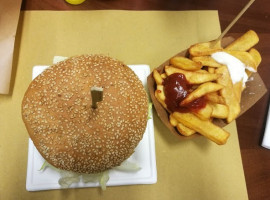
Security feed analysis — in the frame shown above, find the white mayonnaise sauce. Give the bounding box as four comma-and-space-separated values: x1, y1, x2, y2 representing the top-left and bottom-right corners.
211, 52, 255, 86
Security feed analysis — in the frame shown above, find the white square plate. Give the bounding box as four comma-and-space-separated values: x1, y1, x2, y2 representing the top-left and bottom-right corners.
26, 64, 157, 191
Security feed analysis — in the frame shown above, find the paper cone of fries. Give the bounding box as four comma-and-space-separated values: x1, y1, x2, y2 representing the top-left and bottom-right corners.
147, 32, 267, 144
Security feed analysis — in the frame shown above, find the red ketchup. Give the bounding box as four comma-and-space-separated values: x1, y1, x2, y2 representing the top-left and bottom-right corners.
163, 73, 206, 113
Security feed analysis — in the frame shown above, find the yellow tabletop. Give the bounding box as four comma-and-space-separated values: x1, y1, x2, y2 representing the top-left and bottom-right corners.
0, 10, 248, 200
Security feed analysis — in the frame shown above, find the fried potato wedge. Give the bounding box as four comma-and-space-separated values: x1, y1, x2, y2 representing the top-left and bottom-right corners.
192, 56, 223, 68
189, 40, 222, 57
181, 82, 223, 106
172, 112, 230, 145
170, 56, 202, 71
165, 66, 221, 84
225, 30, 259, 51
215, 66, 240, 123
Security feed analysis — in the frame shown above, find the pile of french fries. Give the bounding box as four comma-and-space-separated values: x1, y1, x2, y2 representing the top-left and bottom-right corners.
153, 30, 261, 145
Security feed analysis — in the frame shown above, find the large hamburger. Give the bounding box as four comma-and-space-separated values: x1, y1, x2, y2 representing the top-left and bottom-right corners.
22, 54, 149, 175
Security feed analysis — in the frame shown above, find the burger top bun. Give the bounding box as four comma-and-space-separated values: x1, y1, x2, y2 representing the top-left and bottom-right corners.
22, 55, 148, 174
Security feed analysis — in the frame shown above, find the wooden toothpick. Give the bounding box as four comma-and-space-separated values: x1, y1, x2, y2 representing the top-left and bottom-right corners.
212, 0, 255, 46
91, 86, 103, 109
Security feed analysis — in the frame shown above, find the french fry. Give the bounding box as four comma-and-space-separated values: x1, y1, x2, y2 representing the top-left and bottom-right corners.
181, 82, 223, 106
249, 48, 262, 67
189, 40, 222, 56
205, 92, 225, 104
155, 85, 167, 110
172, 112, 230, 145
233, 80, 243, 103
153, 69, 163, 85
225, 30, 259, 51
156, 85, 165, 100
169, 114, 178, 126
152, 30, 261, 145
248, 48, 262, 75
208, 67, 215, 74
170, 56, 202, 71
194, 69, 209, 74
165, 66, 221, 84
176, 123, 196, 136
170, 114, 196, 136
192, 56, 223, 68
155, 91, 167, 110
225, 50, 257, 71
209, 102, 229, 119
160, 73, 167, 79
215, 66, 240, 123
192, 103, 213, 121
245, 48, 261, 77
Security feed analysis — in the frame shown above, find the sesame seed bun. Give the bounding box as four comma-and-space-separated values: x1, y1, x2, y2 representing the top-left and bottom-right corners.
22, 55, 148, 174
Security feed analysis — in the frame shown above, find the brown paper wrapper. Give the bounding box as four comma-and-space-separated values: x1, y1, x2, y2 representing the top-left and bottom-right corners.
147, 36, 267, 139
